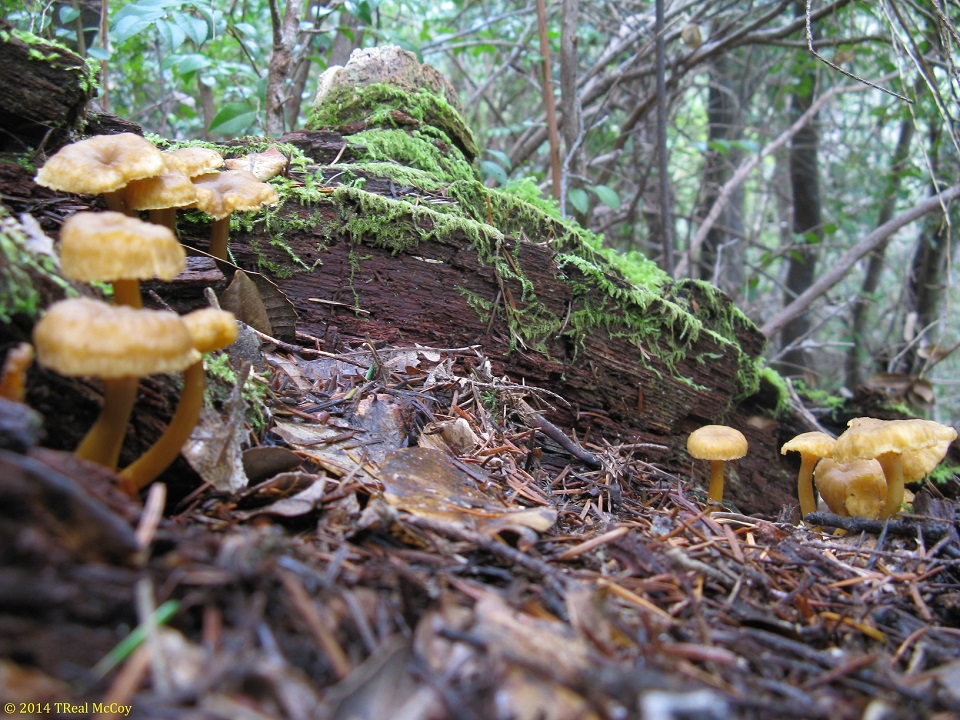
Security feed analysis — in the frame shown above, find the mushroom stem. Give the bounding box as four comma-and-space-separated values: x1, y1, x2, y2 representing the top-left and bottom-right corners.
119, 360, 205, 491
208, 217, 231, 260
875, 451, 905, 518
707, 460, 725, 506
75, 377, 139, 470
103, 190, 129, 215
797, 456, 818, 518
112, 279, 143, 308
149, 208, 179, 237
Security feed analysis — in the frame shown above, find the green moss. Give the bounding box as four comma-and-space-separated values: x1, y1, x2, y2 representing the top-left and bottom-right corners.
0, 210, 73, 324
928, 462, 960, 485
794, 380, 847, 421
204, 353, 271, 433
308, 82, 478, 159
348, 128, 477, 185
758, 366, 791, 415
333, 162, 443, 192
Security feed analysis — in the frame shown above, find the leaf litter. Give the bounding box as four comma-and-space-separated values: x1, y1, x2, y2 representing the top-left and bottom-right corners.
3, 339, 960, 720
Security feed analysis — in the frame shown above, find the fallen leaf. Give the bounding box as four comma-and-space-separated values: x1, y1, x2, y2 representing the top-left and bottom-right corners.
418, 417, 478, 455
234, 472, 327, 519
242, 445, 304, 483
223, 146, 289, 180
182, 367, 250, 493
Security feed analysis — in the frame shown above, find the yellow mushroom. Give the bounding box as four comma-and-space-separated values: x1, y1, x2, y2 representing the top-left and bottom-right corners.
122, 156, 198, 236
34, 133, 165, 214
834, 417, 957, 518
781, 431, 835, 520
119, 307, 237, 490
687, 424, 748, 510
814, 457, 886, 519
59, 211, 186, 308
192, 170, 279, 260
32, 298, 200, 471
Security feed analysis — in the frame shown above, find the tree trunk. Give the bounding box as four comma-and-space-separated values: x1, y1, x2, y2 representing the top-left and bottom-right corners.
697, 52, 746, 299
778, 6, 822, 377
844, 112, 914, 389
266, 0, 301, 135
559, 0, 583, 199
903, 122, 952, 376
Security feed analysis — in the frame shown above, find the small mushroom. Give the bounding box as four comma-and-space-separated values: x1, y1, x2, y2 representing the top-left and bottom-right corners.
165, 147, 224, 177
687, 424, 748, 510
122, 156, 198, 236
32, 298, 201, 471
0, 343, 34, 403
834, 417, 957, 518
192, 170, 279, 260
59, 211, 186, 307
814, 457, 886, 519
781, 431, 836, 520
119, 307, 238, 490
34, 133, 165, 214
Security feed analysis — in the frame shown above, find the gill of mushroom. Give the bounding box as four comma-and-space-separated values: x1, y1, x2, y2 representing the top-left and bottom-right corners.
34, 133, 166, 214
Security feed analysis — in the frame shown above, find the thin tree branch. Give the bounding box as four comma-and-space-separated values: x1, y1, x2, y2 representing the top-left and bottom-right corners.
655, 0, 673, 272
536, 0, 562, 201
805, 0, 913, 102
674, 80, 878, 277
761, 185, 960, 339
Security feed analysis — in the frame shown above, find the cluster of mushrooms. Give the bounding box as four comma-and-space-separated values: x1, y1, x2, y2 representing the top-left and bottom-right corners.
25, 132, 280, 493
686, 417, 957, 521
782, 418, 956, 521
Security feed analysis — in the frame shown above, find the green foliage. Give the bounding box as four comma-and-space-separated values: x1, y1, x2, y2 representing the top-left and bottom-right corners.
0, 210, 73, 325
203, 353, 272, 433
928, 463, 960, 485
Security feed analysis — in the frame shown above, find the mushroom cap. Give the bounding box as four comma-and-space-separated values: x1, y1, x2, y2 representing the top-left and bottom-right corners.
834, 417, 957, 465
192, 170, 279, 220
687, 425, 748, 461
33, 298, 201, 379
59, 211, 186, 282
122, 157, 198, 211
165, 147, 224, 177
814, 457, 886, 519
781, 431, 836, 459
35, 133, 165, 196
182, 308, 238, 354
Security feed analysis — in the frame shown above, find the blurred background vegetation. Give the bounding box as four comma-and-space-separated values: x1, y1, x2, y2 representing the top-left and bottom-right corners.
5, 0, 960, 424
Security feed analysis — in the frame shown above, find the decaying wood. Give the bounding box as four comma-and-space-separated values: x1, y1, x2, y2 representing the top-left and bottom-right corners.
0, 20, 95, 151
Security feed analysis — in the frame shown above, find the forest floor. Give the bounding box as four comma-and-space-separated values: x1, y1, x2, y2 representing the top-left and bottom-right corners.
4, 326, 960, 720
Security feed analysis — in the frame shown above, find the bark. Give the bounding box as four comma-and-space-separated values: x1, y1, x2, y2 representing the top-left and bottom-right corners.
844, 113, 914, 388
266, 0, 301, 135
779, 7, 821, 377
696, 52, 746, 298
0, 20, 95, 151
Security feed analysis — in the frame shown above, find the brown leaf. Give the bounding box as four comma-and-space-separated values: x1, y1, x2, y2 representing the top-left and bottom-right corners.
219, 269, 273, 336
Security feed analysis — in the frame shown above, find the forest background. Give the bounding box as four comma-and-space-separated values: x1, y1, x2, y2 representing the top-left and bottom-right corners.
6, 0, 960, 425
